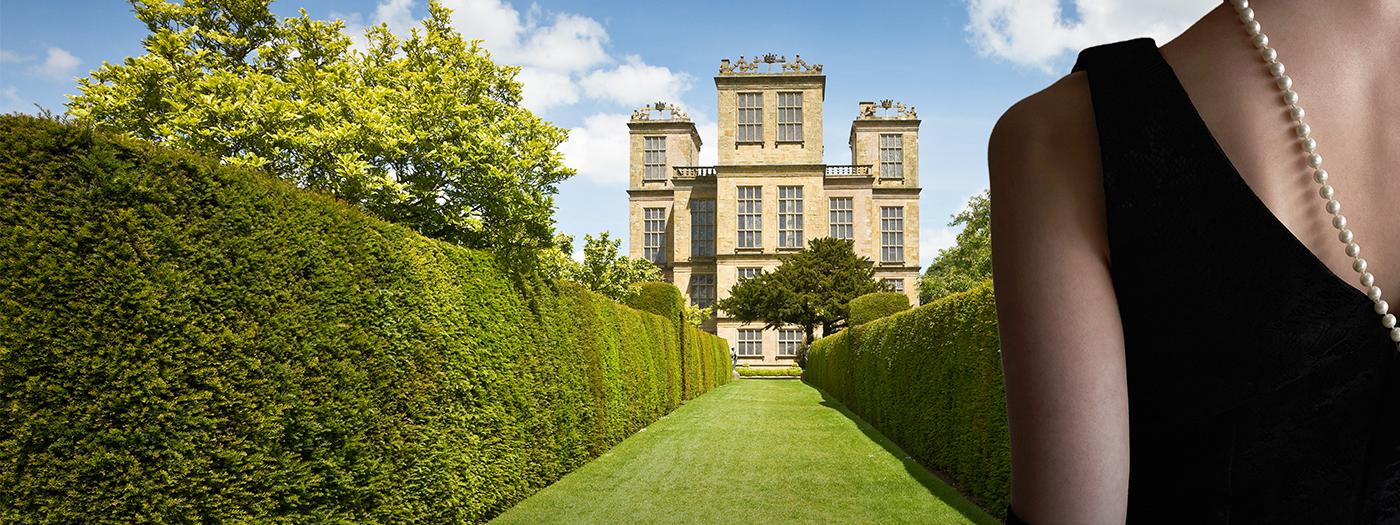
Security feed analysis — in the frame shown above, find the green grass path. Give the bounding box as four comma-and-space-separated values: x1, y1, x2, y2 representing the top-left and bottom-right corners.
492, 379, 1000, 524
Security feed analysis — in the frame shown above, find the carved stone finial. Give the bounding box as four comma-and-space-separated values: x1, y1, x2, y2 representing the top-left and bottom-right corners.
719, 58, 734, 74
722, 53, 821, 74
858, 99, 919, 119
630, 101, 690, 121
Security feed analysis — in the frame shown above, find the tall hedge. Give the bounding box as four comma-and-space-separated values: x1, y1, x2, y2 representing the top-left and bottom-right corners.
805, 280, 1008, 519
628, 282, 732, 397
847, 291, 911, 326
0, 116, 726, 523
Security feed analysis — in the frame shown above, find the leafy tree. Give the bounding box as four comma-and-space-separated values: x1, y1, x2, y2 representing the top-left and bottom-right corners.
682, 304, 713, 328
717, 237, 889, 349
562, 232, 661, 303
67, 0, 574, 251
920, 190, 992, 304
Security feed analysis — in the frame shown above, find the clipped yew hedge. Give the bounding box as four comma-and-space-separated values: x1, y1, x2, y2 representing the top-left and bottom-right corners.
847, 291, 911, 326
805, 280, 1008, 518
0, 116, 727, 523
629, 282, 732, 398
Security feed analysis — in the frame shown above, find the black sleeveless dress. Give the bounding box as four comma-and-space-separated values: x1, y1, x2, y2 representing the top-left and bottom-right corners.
1006, 38, 1399, 524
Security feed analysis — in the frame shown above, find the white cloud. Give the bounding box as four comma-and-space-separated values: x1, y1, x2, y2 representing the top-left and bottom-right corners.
580, 55, 694, 108
920, 226, 959, 268
516, 68, 579, 112
32, 47, 79, 81
0, 85, 27, 113
965, 0, 1217, 72
559, 112, 630, 185
374, 0, 417, 36
696, 120, 718, 166
0, 49, 26, 63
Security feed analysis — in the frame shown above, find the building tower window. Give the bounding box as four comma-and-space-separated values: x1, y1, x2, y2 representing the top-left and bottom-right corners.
778, 185, 804, 248
644, 207, 666, 264
689, 274, 715, 307
778, 328, 803, 357
691, 199, 715, 257
884, 278, 904, 293
777, 92, 803, 142
880, 206, 904, 263
880, 133, 903, 179
737, 329, 763, 357
737, 267, 762, 281
644, 136, 666, 181
829, 197, 853, 240
737, 186, 762, 248
737, 93, 763, 143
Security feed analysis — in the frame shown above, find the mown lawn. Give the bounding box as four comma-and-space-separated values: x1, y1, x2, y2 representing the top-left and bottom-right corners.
492, 379, 999, 524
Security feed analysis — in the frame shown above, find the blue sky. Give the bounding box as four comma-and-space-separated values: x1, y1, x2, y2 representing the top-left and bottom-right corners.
0, 0, 1217, 267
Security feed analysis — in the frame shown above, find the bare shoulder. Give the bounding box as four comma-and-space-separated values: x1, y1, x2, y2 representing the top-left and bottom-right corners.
989, 71, 1099, 188
989, 70, 1130, 523
988, 71, 1107, 262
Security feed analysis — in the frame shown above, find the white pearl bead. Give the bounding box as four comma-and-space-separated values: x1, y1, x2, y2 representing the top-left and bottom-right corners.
1296, 122, 1311, 138
1240, 7, 1255, 22
1270, 62, 1286, 78
1362, 272, 1375, 287
1346, 242, 1360, 257
1377, 299, 1389, 315
1353, 257, 1367, 273
1233, 0, 1248, 9
1307, 154, 1323, 168
1339, 228, 1354, 243
1320, 184, 1334, 199
1290, 105, 1305, 121
1260, 46, 1276, 62
1276, 74, 1292, 90
1390, 327, 1400, 342
1326, 200, 1342, 214
1283, 90, 1299, 105
1384, 314, 1397, 329
1254, 34, 1270, 49
1313, 168, 1328, 183
1368, 286, 1383, 301
1301, 138, 1317, 153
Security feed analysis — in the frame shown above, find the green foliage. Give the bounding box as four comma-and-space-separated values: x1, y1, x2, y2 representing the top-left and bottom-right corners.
920, 190, 992, 304
848, 292, 912, 326
626, 282, 730, 399
805, 280, 1008, 519
683, 303, 714, 327
561, 231, 662, 303
717, 237, 888, 345
67, 0, 573, 251
0, 116, 724, 523
626, 282, 687, 328
737, 366, 804, 377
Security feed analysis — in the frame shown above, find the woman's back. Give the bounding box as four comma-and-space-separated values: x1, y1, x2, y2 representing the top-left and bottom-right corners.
990, 2, 1400, 523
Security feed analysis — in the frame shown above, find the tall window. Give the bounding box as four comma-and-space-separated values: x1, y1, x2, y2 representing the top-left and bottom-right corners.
829, 197, 853, 240
737, 267, 762, 281
644, 207, 666, 264
778, 328, 803, 357
778, 186, 803, 248
737, 329, 763, 357
777, 92, 803, 142
884, 278, 904, 293
737, 93, 763, 143
880, 206, 904, 263
644, 136, 666, 180
737, 186, 762, 248
880, 133, 903, 179
689, 274, 715, 307
690, 199, 715, 257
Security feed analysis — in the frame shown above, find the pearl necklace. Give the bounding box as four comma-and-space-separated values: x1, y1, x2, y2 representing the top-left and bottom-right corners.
1228, 0, 1400, 351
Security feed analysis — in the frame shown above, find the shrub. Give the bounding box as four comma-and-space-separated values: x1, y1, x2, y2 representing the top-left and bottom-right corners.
0, 116, 726, 524
737, 365, 803, 377
805, 280, 1007, 519
847, 292, 911, 326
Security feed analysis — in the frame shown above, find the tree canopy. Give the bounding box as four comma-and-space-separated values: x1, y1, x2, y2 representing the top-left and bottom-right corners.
716, 237, 889, 346
920, 190, 991, 304
68, 0, 574, 251
559, 231, 662, 303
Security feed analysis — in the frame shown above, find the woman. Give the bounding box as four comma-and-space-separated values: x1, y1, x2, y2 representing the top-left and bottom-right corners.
990, 1, 1399, 523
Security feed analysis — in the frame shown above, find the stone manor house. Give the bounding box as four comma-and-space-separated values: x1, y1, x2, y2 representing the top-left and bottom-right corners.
627, 54, 921, 368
